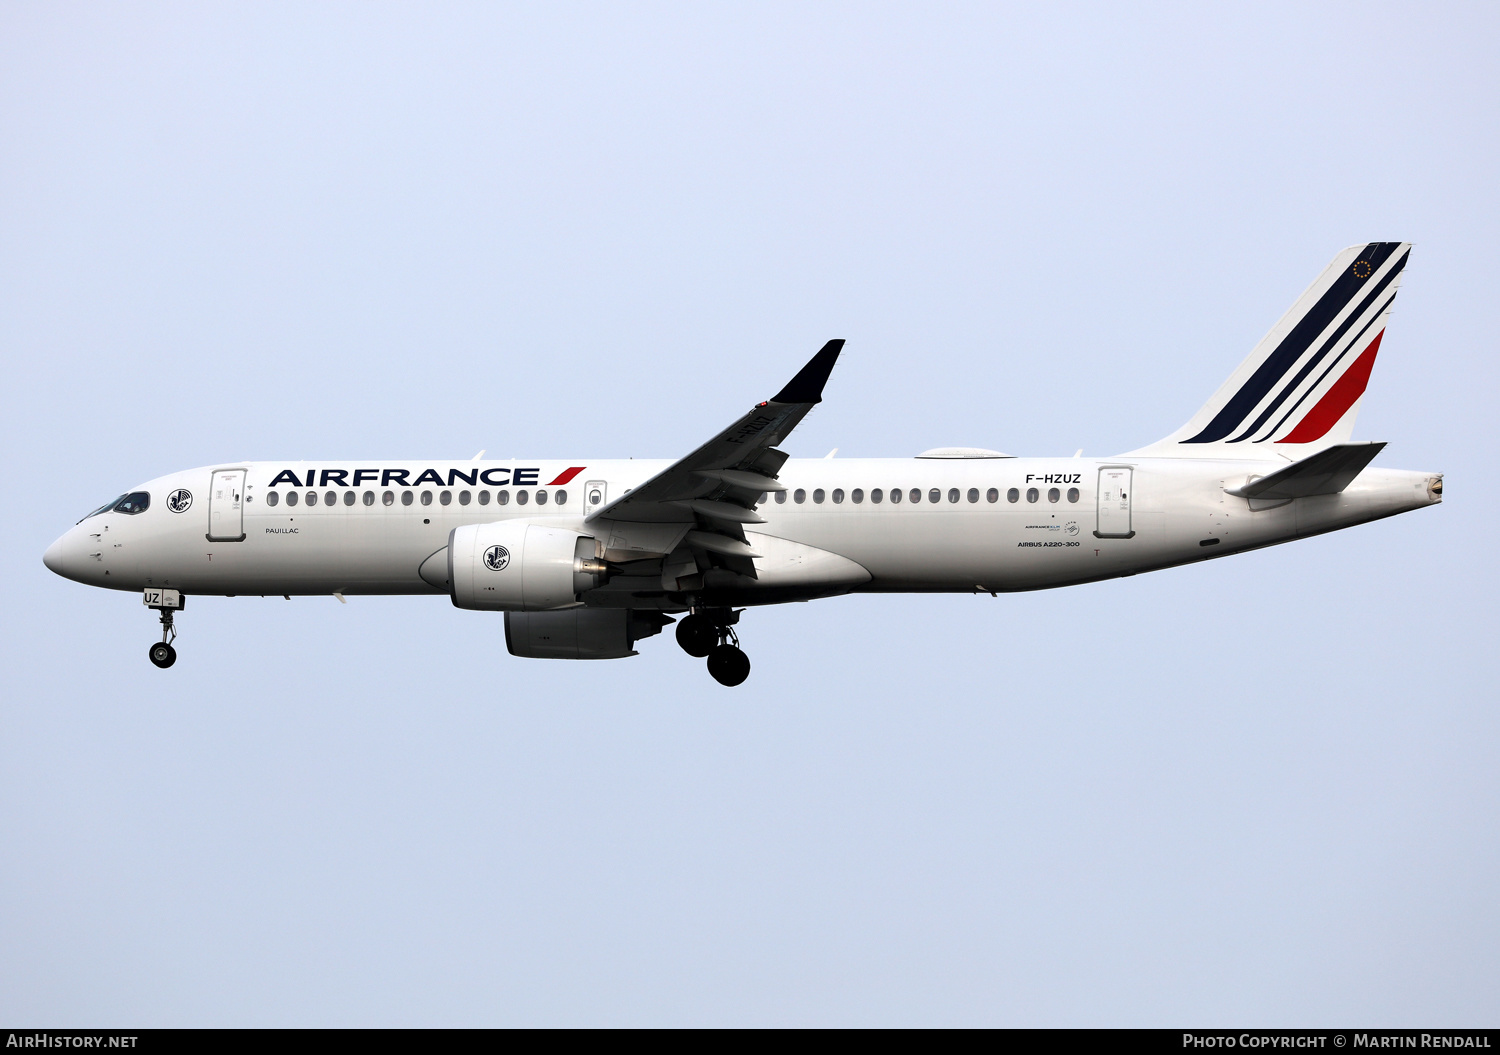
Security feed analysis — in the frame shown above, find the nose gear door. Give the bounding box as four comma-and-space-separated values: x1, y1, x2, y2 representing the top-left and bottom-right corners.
208, 469, 247, 541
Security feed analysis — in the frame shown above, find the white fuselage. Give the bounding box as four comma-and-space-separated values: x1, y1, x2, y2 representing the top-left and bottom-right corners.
43, 456, 1441, 603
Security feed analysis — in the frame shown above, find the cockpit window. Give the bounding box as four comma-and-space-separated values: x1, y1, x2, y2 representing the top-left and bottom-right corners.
80, 492, 150, 522
82, 495, 127, 521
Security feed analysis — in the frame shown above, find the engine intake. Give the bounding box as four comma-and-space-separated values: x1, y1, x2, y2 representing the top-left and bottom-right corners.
448, 520, 607, 611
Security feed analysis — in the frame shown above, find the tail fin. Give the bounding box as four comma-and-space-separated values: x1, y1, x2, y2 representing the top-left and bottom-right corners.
1127, 242, 1411, 459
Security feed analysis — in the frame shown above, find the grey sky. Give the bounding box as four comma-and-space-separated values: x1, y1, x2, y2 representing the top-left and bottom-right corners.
2, 2, 1496, 1025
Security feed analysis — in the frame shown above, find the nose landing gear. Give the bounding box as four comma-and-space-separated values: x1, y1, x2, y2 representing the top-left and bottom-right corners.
144, 588, 183, 668
677, 608, 751, 686
148, 610, 177, 668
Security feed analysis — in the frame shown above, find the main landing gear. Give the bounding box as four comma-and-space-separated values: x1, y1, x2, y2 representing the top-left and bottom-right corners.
676, 608, 751, 687
144, 588, 184, 668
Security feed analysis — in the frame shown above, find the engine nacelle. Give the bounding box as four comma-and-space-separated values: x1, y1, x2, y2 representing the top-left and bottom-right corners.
448, 520, 607, 611
505, 609, 673, 660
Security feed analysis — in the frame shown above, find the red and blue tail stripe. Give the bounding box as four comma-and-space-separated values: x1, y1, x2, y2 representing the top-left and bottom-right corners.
1183, 242, 1408, 445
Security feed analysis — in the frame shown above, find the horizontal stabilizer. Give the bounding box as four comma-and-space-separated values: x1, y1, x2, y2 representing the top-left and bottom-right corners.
1226, 442, 1386, 500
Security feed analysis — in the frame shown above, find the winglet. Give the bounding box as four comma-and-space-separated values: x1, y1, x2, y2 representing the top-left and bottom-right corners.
771, 339, 844, 404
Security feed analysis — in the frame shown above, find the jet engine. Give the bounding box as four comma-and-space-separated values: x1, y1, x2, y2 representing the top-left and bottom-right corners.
448, 520, 608, 611
505, 609, 674, 659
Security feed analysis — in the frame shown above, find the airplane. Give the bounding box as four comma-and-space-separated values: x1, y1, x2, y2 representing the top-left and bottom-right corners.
43, 242, 1442, 686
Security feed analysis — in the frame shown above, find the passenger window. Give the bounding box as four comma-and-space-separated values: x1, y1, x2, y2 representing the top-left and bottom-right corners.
759, 492, 769, 505
910, 488, 921, 503
420, 491, 433, 506
287, 491, 299, 507
945, 488, 957, 503
852, 488, 864, 504
889, 487, 901, 504
775, 491, 787, 504
306, 492, 318, 507
555, 490, 567, 505
831, 488, 844, 504
459, 490, 471, 506
871, 488, 883, 504
929, 489, 941, 504
1026, 487, 1039, 503
1007, 488, 1019, 503
401, 491, 413, 506
813, 489, 826, 503
986, 488, 999, 503
267, 491, 280, 507
478, 490, 491, 506
536, 490, 548, 505
497, 490, 510, 505
794, 489, 807, 504
440, 490, 452, 506
1067, 487, 1080, 503
967, 488, 979, 503
325, 491, 337, 506
1048, 487, 1060, 503
516, 490, 529, 506
382, 491, 394, 506
343, 491, 355, 506
363, 491, 375, 506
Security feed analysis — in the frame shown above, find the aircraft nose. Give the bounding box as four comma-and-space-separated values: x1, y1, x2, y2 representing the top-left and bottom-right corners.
43, 530, 85, 581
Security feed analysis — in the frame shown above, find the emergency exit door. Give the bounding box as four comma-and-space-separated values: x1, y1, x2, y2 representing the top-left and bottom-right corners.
583, 480, 608, 516
208, 469, 247, 541
1095, 467, 1134, 539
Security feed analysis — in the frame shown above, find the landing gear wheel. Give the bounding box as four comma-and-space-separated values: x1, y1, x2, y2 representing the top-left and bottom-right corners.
707, 644, 751, 687
148, 602, 179, 667
676, 614, 717, 657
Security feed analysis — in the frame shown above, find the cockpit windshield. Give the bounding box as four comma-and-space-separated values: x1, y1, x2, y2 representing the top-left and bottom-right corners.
79, 492, 151, 523
81, 495, 126, 522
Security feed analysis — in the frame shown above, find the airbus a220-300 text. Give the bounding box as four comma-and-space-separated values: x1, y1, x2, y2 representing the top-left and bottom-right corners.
45, 243, 1442, 685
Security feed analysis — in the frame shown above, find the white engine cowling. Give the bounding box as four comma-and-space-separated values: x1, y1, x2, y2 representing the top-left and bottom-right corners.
448, 520, 606, 611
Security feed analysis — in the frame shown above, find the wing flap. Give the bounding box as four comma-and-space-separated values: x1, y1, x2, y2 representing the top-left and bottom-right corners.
694, 469, 787, 492
678, 499, 766, 524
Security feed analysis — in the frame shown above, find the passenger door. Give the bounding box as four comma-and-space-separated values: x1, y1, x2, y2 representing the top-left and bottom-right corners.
1095, 467, 1134, 539
208, 469, 247, 541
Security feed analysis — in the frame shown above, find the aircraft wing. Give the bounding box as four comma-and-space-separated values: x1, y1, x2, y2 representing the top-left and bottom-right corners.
586, 339, 843, 575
